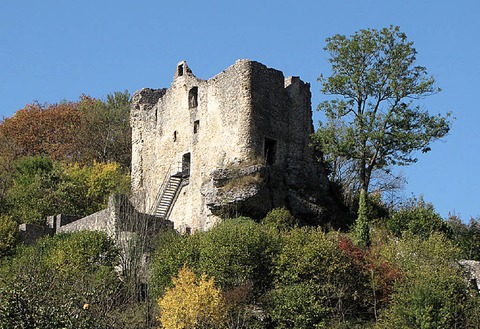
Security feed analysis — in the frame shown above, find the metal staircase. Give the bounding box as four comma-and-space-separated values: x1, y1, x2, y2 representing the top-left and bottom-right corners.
149, 165, 184, 220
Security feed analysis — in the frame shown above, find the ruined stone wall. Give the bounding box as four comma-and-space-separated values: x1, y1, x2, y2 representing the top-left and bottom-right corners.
132, 60, 257, 231
131, 60, 330, 231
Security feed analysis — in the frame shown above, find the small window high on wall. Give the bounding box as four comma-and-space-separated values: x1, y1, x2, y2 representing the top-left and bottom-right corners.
178, 64, 184, 76
264, 138, 277, 165
189, 87, 198, 108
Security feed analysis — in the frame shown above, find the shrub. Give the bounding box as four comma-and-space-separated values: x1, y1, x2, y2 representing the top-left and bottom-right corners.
269, 227, 372, 328
0, 231, 122, 329
157, 266, 227, 329
376, 232, 477, 328
0, 215, 18, 257
387, 196, 446, 239
262, 207, 298, 231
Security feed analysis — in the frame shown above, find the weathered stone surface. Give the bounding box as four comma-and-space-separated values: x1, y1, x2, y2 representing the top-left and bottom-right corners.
53, 194, 173, 239
459, 260, 480, 293
131, 60, 331, 231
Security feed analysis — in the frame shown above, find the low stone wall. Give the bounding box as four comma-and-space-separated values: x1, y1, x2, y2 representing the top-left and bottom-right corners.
47, 214, 82, 232
18, 194, 174, 246
56, 208, 114, 236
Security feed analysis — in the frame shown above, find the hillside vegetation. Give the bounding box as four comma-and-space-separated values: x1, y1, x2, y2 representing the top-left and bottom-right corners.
0, 26, 479, 328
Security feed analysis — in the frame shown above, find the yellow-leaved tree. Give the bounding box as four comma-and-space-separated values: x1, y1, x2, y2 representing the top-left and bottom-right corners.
157, 265, 227, 329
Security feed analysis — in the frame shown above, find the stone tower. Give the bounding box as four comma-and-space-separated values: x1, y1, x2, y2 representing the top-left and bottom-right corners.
131, 60, 329, 232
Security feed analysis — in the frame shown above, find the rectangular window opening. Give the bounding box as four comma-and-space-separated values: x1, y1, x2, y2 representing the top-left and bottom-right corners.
193, 120, 200, 134
182, 152, 191, 177
264, 138, 277, 165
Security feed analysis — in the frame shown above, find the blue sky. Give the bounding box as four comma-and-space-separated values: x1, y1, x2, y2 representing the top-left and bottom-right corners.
1, 1, 479, 220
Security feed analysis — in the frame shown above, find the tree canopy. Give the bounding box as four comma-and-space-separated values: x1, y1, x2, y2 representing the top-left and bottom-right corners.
315, 26, 451, 195
0, 91, 132, 168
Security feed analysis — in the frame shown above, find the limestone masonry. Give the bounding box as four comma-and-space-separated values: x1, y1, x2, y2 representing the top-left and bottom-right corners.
130, 60, 330, 232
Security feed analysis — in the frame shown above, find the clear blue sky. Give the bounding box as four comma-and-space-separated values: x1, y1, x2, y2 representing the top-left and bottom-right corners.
1, 0, 479, 220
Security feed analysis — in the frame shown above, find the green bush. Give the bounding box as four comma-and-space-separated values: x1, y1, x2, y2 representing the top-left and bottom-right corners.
269, 227, 371, 328
387, 197, 447, 239
0, 231, 122, 329
0, 215, 18, 257
150, 218, 278, 299
262, 207, 298, 231
376, 232, 477, 328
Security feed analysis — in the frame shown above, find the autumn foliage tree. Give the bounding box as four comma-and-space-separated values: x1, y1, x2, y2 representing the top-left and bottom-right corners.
0, 101, 81, 161
157, 266, 227, 329
0, 91, 131, 168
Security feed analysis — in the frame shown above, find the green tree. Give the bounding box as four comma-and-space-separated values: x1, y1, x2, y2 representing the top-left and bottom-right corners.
5, 156, 59, 224
315, 26, 451, 196
447, 215, 480, 261
5, 156, 130, 223
353, 189, 371, 248
387, 196, 447, 239
77, 91, 131, 168
58, 161, 130, 215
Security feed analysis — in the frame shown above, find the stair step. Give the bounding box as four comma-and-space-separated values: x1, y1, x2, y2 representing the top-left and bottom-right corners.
151, 174, 185, 219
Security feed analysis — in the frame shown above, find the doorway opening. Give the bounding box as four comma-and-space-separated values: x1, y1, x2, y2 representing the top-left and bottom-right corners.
182, 152, 191, 177
264, 138, 277, 165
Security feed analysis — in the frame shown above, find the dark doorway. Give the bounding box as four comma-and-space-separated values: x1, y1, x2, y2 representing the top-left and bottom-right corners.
182, 152, 191, 177
264, 138, 277, 165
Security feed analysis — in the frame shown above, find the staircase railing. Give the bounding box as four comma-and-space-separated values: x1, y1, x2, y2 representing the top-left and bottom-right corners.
149, 165, 172, 215
162, 177, 183, 221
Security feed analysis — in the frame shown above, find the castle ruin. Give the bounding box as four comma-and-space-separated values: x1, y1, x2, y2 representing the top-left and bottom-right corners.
130, 60, 330, 232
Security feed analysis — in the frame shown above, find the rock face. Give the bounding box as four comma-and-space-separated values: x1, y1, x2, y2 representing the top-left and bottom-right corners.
131, 60, 330, 232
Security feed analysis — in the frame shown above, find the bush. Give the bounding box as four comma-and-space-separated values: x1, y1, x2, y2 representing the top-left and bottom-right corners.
0, 215, 18, 257
262, 207, 298, 231
196, 218, 277, 294
387, 197, 447, 239
376, 232, 477, 328
157, 266, 227, 329
268, 227, 372, 328
150, 219, 278, 328
0, 231, 122, 329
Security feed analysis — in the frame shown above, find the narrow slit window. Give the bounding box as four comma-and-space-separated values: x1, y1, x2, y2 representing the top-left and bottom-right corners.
173, 131, 177, 142
189, 87, 198, 108
194, 120, 200, 134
